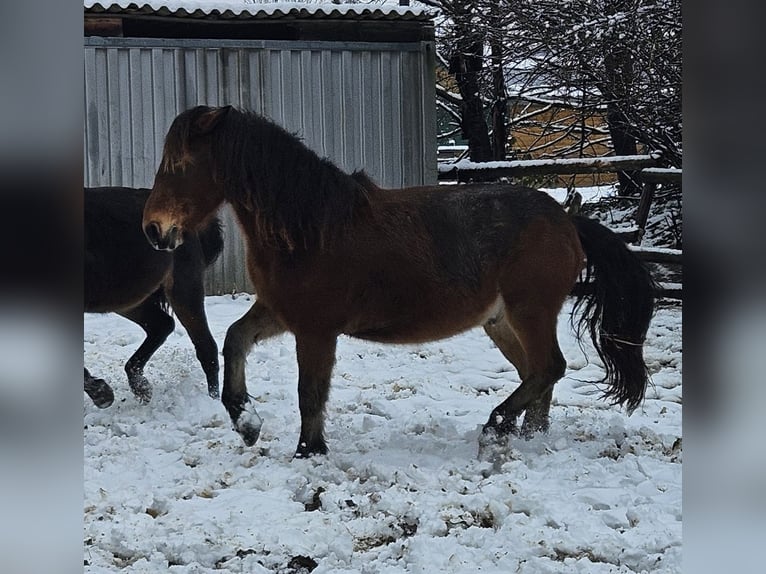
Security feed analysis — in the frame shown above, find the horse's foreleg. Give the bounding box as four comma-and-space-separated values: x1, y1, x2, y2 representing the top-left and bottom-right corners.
84, 368, 115, 408
222, 300, 285, 446
294, 334, 337, 458
118, 298, 175, 403
166, 276, 220, 399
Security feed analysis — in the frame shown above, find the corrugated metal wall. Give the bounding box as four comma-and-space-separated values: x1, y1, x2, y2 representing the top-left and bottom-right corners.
84, 37, 437, 294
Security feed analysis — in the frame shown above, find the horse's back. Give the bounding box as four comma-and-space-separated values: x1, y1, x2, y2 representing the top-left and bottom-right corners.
282, 182, 580, 343
363, 182, 574, 268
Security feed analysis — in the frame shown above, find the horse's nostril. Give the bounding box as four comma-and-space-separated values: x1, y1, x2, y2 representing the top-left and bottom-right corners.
168, 225, 179, 247
144, 221, 161, 246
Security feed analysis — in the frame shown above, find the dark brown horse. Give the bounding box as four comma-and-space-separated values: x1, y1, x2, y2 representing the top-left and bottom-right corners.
142, 106, 656, 458
85, 186, 223, 408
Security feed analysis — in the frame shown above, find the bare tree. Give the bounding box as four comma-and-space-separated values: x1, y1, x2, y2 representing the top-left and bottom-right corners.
438, 1, 494, 161
432, 0, 682, 191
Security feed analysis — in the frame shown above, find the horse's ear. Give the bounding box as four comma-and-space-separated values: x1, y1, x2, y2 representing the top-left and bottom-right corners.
196, 105, 232, 134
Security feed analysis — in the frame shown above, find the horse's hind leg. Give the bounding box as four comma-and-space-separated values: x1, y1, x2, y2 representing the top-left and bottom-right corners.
166, 274, 220, 399
84, 368, 115, 408
482, 306, 566, 442
483, 311, 528, 434
222, 300, 286, 446
294, 333, 337, 458
484, 312, 554, 436
118, 296, 175, 403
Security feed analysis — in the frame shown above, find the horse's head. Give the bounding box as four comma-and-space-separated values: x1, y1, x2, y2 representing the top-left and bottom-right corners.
143, 105, 231, 251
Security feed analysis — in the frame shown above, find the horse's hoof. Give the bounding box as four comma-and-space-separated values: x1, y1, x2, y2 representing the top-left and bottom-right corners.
92, 386, 115, 409
238, 424, 260, 447
518, 423, 549, 440
520, 413, 550, 438
85, 379, 115, 409
233, 404, 263, 447
129, 376, 152, 404
294, 440, 328, 459
478, 427, 515, 468
482, 412, 519, 437
208, 386, 220, 400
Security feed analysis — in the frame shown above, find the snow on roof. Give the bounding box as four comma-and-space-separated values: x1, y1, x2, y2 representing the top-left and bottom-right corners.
84, 1, 434, 20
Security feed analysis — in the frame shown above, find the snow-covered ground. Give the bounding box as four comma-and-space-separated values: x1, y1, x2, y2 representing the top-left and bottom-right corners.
84, 293, 682, 573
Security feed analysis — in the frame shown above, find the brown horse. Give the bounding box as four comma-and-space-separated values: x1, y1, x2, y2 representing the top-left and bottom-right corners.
143, 105, 656, 458
85, 186, 223, 407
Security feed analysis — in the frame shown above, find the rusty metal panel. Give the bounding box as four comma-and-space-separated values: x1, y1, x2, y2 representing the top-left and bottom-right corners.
84, 38, 436, 295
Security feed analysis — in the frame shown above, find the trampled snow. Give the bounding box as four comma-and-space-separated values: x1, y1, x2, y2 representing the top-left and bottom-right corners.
84, 293, 681, 573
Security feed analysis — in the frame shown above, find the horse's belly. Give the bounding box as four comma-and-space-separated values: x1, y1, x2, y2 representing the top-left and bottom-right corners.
84, 259, 170, 313
345, 294, 503, 345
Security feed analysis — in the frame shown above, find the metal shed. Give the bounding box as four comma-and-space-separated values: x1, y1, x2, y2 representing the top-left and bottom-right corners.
84, 0, 437, 294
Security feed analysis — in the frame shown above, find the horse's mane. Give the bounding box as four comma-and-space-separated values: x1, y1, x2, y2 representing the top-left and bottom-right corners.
350, 170, 383, 192
167, 106, 370, 251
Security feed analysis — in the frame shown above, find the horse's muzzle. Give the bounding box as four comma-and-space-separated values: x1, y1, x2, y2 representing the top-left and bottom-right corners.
144, 221, 182, 251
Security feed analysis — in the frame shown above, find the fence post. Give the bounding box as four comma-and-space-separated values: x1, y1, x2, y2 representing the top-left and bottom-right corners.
633, 181, 656, 245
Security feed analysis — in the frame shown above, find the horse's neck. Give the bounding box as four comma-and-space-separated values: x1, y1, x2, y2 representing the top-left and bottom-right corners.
228, 197, 288, 255
260, 125, 323, 186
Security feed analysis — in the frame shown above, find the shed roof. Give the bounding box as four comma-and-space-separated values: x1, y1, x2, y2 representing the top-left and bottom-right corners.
84, 1, 434, 21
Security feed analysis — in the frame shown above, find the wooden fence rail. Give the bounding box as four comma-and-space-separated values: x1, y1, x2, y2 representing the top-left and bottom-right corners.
437, 154, 663, 182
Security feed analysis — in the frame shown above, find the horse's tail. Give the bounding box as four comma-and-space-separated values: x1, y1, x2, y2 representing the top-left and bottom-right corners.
198, 217, 224, 267
570, 215, 657, 413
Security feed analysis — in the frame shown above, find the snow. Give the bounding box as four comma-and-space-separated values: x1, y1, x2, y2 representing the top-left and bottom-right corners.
628, 245, 682, 256
83, 0, 433, 18
642, 168, 681, 176
539, 184, 614, 204
436, 153, 663, 174
436, 155, 674, 206
84, 290, 682, 572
